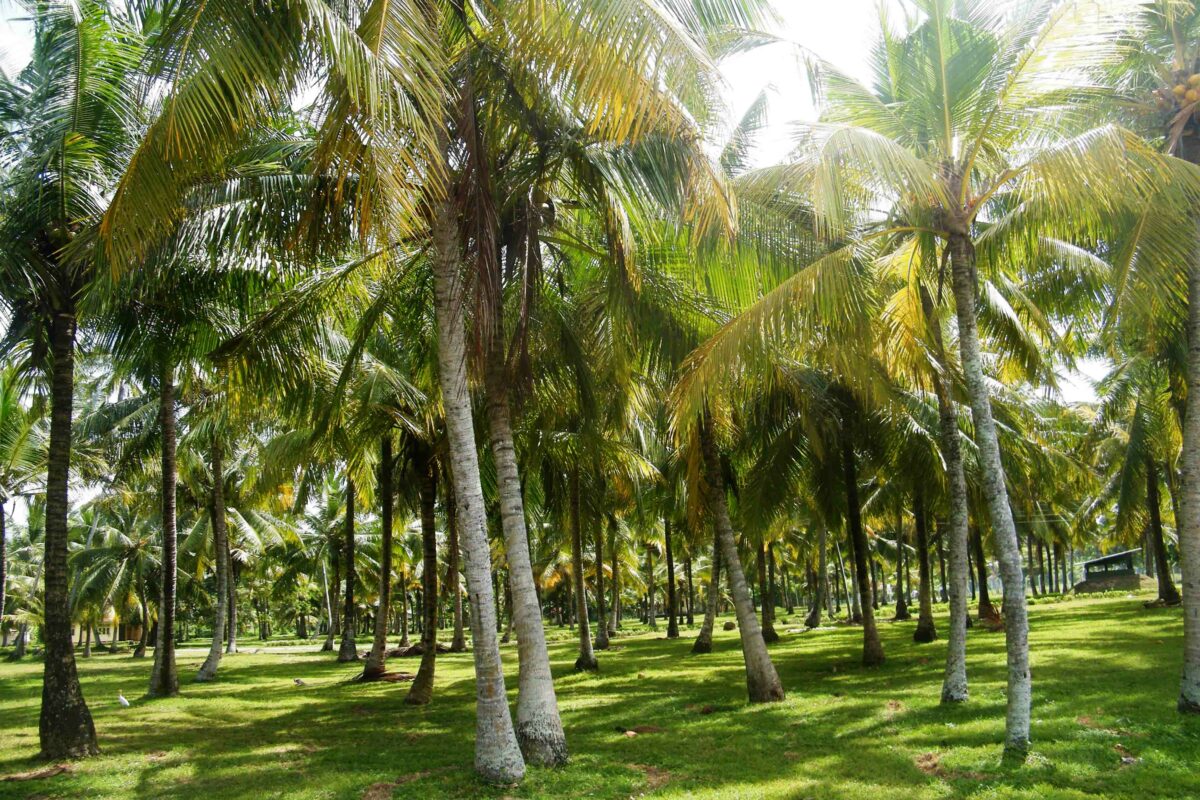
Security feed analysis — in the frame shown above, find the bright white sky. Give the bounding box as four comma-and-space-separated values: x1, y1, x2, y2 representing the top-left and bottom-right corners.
0, 1, 1102, 413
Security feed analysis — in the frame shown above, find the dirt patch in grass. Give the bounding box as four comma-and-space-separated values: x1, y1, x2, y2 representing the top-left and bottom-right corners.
914, 752, 987, 782
1, 763, 72, 782
629, 764, 672, 792
361, 767, 450, 799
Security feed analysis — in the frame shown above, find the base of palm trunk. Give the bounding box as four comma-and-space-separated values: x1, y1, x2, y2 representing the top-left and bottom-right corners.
892, 605, 911, 622
358, 661, 387, 681
1178, 694, 1200, 714
337, 644, 359, 662
761, 624, 780, 644
1001, 740, 1029, 765
913, 617, 937, 643
38, 695, 98, 760
574, 654, 598, 672
450, 638, 467, 653
594, 631, 610, 650
517, 721, 570, 767
746, 674, 785, 703
804, 609, 821, 629
940, 685, 968, 704
691, 634, 713, 654
862, 637, 885, 667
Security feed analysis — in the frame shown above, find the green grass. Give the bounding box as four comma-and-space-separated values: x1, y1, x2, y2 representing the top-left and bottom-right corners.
2, 595, 1198, 799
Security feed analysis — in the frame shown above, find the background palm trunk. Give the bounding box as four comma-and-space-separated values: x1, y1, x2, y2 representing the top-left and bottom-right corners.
972, 528, 998, 621
756, 542, 778, 642
594, 519, 609, 650
149, 365, 179, 698
322, 558, 339, 652
225, 549, 238, 653
337, 478, 359, 662
913, 486, 937, 643
363, 435, 395, 679
645, 545, 656, 629
407, 457, 439, 704
1147, 459, 1181, 604
609, 522, 620, 635
949, 230, 1031, 755
805, 525, 827, 629
430, 193, 525, 783
484, 353, 567, 763
38, 310, 97, 758
570, 468, 597, 671
197, 440, 229, 682
842, 419, 884, 666
1181, 252, 1200, 713
685, 551, 695, 626
446, 491, 466, 652
692, 527, 721, 653
0, 502, 6, 646
701, 422, 784, 701
664, 517, 679, 639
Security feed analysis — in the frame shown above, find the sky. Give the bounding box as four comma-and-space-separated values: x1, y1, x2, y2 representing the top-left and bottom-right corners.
0, 1, 1102, 416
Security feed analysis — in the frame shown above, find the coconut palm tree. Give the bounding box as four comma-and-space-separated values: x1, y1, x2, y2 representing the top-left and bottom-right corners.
0, 366, 45, 645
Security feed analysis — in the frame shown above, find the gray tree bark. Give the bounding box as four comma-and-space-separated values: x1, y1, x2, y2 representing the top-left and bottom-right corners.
407, 455, 439, 704
805, 525, 827, 629
196, 439, 229, 682
913, 485, 937, 643
692, 527, 721, 653
570, 468, 597, 671
1180, 255, 1200, 713
362, 435, 395, 679
149, 365, 179, 697
337, 478, 359, 662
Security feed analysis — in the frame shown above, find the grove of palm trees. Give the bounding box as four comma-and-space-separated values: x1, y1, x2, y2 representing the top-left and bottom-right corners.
2, 0, 1200, 797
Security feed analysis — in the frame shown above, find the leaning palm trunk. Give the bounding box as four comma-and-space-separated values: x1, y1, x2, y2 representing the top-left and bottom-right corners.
949, 231, 1030, 755
407, 459, 439, 704
805, 525, 827, 629
149, 366, 180, 698
483, 349, 568, 764
1180, 256, 1200, 713
196, 440, 229, 682
38, 310, 97, 757
692, 527, 721, 654
363, 436, 395, 680
1147, 459, 1181, 605
337, 478, 359, 663
569, 468, 597, 671
841, 418, 884, 666
913, 486, 937, 643
430, 192, 525, 783
922, 285, 970, 702
700, 422, 784, 702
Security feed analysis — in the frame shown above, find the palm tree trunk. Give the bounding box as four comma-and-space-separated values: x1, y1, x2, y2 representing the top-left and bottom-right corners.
197, 439, 229, 682
225, 546, 238, 653
693, 527, 721, 653
363, 435, 395, 679
337, 477, 359, 662
1148, 459, 1181, 604
893, 508, 910, 620
913, 485, 937, 643
399, 572, 410, 647
446, 490, 466, 653
756, 542, 778, 642
645, 544, 656, 629
38, 309, 97, 757
609, 521, 620, 635
149, 365, 180, 698
846, 527, 862, 623
805, 525, 826, 629
593, 517, 609, 650
700, 421, 784, 701
430, 190, 525, 783
407, 456, 439, 704
841, 416, 884, 666
570, 468, 597, 671
664, 517, 680, 639
972, 527, 998, 621
0, 501, 6, 645
322, 557, 338, 651
134, 562, 149, 659
949, 230, 1031, 755
685, 550, 695, 626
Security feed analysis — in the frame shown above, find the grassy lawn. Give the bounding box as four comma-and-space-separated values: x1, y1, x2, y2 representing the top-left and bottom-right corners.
2, 594, 1198, 799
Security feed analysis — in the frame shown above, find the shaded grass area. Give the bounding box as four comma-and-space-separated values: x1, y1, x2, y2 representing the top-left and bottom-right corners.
1, 595, 1198, 799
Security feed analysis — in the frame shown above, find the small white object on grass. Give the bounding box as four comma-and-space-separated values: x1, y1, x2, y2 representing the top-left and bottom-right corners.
117, 692, 130, 708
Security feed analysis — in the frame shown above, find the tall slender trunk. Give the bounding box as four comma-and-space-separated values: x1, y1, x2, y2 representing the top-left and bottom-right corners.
841, 416, 884, 666
149, 365, 180, 698
197, 439, 229, 681
1178, 184, 1200, 715
664, 517, 680, 639
0, 502, 6, 646
893, 508, 910, 621
363, 435, 395, 679
38, 310, 96, 757
225, 545, 238, 653
701, 422, 784, 701
756, 542, 778, 642
447, 490, 466, 652
610, 520, 620, 634
569, 468, 597, 671
430, 191, 524, 782
846, 527, 862, 623
693, 528, 720, 653
82, 624, 92, 659
645, 545, 656, 629
322, 557, 338, 652
937, 524, 949, 603
835, 540, 851, 619
133, 562, 149, 658
594, 516, 609, 650
684, 549, 696, 626
972, 527, 998, 620
805, 525, 827, 629
399, 572, 410, 647
1148, 459, 1181, 604
407, 456, 440, 704
337, 477, 359, 662
483, 334, 567, 764
913, 486, 937, 643
949, 230, 1031, 755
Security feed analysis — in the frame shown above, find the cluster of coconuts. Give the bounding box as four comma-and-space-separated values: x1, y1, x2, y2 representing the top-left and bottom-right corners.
1154, 72, 1200, 111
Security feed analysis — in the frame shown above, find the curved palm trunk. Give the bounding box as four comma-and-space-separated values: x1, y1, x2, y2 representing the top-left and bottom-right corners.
692, 527, 721, 654
337, 478, 359, 662
701, 422, 784, 702
484, 355, 567, 764
664, 517, 680, 639
842, 419, 884, 666
446, 491, 466, 653
407, 458, 439, 704
570, 468, 597, 671
431, 192, 525, 783
197, 440, 229, 682
913, 486, 937, 643
363, 436, 395, 680
949, 231, 1030, 755
38, 310, 97, 757
593, 518, 609, 650
806, 525, 827, 629
1147, 459, 1181, 605
149, 366, 180, 698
